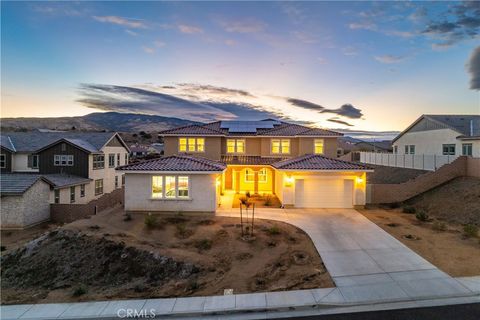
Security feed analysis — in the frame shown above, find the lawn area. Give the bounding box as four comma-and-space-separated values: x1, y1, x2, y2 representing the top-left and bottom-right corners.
359, 207, 480, 277
1, 208, 333, 305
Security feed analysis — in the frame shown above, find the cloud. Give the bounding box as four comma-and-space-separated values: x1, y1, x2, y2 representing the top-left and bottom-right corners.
142, 46, 155, 54
327, 118, 354, 127
220, 19, 266, 33
176, 83, 255, 98
467, 46, 480, 90
154, 40, 166, 47
287, 98, 324, 110
93, 16, 147, 29
385, 30, 416, 38
125, 29, 138, 36
342, 46, 358, 56
349, 21, 377, 31
178, 24, 203, 34
292, 31, 317, 44
77, 84, 280, 122
321, 104, 363, 119
374, 54, 406, 64
224, 39, 237, 46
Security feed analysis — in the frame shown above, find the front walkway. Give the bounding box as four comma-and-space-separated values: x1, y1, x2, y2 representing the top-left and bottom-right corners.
218, 208, 479, 303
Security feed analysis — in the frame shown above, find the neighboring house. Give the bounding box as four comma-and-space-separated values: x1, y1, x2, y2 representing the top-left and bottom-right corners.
0, 131, 130, 228
354, 140, 392, 153
118, 120, 372, 212
129, 144, 150, 158
392, 115, 480, 157
149, 143, 164, 154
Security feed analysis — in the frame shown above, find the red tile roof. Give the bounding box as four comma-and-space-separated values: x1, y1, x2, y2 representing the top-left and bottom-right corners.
221, 155, 287, 165
272, 154, 371, 171
159, 120, 342, 137
116, 155, 226, 172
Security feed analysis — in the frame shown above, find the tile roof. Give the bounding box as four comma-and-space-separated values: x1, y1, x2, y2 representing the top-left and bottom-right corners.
43, 174, 92, 189
159, 120, 342, 137
0, 135, 16, 152
426, 115, 480, 137
272, 154, 371, 171
0, 174, 51, 195
116, 155, 226, 172
0, 132, 124, 153
221, 155, 287, 165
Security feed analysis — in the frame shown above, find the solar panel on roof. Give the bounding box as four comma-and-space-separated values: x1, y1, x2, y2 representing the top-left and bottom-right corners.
220, 120, 280, 133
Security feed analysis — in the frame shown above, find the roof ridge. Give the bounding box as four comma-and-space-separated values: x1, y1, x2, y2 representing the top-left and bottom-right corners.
160, 123, 225, 135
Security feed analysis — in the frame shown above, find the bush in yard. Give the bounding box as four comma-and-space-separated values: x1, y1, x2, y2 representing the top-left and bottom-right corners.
72, 285, 87, 297
432, 221, 447, 231
415, 209, 429, 222
144, 213, 158, 229
264, 195, 272, 206
463, 224, 478, 238
266, 225, 281, 235
194, 239, 212, 251
402, 206, 416, 214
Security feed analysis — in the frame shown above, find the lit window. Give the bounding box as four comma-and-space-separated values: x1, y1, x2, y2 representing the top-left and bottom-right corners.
245, 169, 254, 182
227, 139, 245, 153
179, 138, 187, 152
95, 179, 103, 195
179, 137, 204, 152
259, 168, 267, 182
178, 176, 189, 198
152, 176, 163, 198
165, 176, 176, 198
271, 139, 290, 154
314, 139, 324, 154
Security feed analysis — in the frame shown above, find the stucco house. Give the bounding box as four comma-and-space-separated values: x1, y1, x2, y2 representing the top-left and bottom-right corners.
118, 120, 372, 213
0, 131, 130, 228
392, 115, 480, 157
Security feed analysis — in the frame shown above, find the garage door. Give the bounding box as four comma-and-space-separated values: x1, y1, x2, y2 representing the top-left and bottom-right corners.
295, 178, 354, 208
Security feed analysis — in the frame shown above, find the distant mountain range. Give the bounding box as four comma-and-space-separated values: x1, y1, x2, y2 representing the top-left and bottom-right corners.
1, 112, 199, 133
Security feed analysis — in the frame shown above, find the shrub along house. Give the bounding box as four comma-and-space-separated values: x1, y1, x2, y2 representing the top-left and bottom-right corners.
0, 131, 130, 228
118, 120, 372, 213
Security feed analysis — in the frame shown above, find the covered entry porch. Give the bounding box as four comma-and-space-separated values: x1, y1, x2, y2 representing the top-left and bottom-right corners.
222, 165, 275, 194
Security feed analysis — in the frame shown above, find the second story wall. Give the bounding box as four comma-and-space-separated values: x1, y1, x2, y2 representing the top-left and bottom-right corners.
298, 137, 338, 158
164, 136, 222, 160
38, 142, 89, 178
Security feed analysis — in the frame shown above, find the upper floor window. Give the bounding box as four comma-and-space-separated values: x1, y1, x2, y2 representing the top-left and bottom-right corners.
28, 155, 39, 169
0, 154, 6, 168
152, 175, 189, 199
314, 139, 324, 154
271, 139, 290, 154
93, 154, 105, 169
124, 153, 129, 165
462, 143, 473, 156
179, 137, 205, 153
108, 154, 115, 168
227, 139, 245, 153
117, 153, 120, 166
404, 145, 415, 155
442, 144, 455, 155
54, 155, 74, 166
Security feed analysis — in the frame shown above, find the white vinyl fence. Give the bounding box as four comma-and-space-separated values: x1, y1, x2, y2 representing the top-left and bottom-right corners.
359, 152, 459, 171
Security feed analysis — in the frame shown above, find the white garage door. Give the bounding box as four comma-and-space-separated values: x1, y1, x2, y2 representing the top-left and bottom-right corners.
295, 178, 354, 208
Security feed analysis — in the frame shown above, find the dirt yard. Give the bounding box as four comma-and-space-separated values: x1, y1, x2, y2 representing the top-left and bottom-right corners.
1, 209, 333, 305
360, 208, 480, 277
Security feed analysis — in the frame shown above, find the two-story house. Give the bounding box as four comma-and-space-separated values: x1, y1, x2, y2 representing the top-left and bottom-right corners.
0, 131, 129, 228
118, 120, 372, 213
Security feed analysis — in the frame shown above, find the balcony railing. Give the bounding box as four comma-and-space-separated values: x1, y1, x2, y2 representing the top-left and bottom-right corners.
359, 151, 459, 171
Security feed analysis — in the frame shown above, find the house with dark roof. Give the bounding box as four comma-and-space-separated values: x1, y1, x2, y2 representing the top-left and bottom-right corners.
0, 131, 130, 228
117, 120, 372, 212
392, 115, 480, 157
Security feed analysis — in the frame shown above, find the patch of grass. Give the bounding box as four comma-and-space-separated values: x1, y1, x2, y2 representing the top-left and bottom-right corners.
432, 221, 447, 231
415, 209, 429, 222
72, 285, 87, 297
144, 214, 158, 229
194, 239, 212, 251
463, 224, 478, 238
402, 206, 416, 214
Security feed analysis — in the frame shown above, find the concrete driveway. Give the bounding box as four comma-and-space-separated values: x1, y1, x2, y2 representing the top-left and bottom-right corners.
217, 208, 477, 303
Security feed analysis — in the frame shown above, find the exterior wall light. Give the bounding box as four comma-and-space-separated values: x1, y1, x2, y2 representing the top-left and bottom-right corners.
356, 177, 364, 184
284, 175, 294, 187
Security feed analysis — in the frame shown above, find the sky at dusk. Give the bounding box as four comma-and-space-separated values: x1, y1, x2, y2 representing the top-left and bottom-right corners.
1, 1, 479, 132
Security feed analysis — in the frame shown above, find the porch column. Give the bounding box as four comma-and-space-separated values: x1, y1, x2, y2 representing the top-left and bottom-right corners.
254, 170, 259, 194
235, 170, 240, 193
271, 168, 276, 194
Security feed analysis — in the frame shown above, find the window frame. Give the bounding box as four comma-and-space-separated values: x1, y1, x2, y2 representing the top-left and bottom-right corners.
0, 154, 6, 168
93, 154, 105, 170
151, 175, 190, 199
271, 139, 290, 154
108, 154, 115, 168
462, 143, 473, 156
115, 175, 119, 189
314, 139, 324, 155
70, 186, 76, 203
54, 154, 74, 166
178, 137, 205, 153
226, 139, 246, 154
94, 179, 104, 195
442, 144, 456, 156
124, 153, 128, 165
80, 184, 85, 197
54, 189, 60, 204
404, 145, 415, 155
